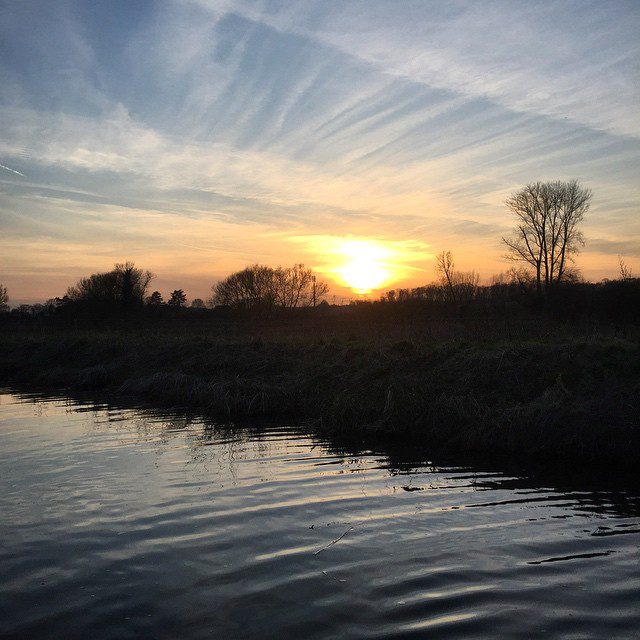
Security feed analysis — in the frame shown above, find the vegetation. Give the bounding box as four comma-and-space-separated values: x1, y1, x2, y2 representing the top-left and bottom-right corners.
378, 267, 639, 324
0, 320, 637, 467
502, 180, 591, 294
1, 180, 638, 468
434, 251, 480, 303
211, 263, 328, 309
168, 289, 187, 307
66, 262, 154, 309
147, 291, 164, 306
618, 256, 634, 280
0, 283, 8, 312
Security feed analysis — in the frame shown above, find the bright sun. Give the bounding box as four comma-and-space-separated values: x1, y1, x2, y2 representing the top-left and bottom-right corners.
335, 239, 393, 294
289, 234, 432, 297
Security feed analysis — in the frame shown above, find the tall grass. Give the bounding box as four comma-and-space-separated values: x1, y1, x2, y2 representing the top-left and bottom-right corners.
1, 318, 638, 466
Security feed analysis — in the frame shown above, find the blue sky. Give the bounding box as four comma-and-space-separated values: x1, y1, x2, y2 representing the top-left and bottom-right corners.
1, 0, 639, 302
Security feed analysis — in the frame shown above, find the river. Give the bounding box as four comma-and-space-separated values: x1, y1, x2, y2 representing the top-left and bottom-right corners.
1, 391, 638, 639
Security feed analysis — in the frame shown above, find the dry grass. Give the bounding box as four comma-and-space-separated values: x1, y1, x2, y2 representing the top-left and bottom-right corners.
1, 319, 638, 466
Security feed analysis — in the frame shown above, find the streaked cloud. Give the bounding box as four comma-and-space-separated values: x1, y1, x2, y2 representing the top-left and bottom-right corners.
1, 0, 638, 302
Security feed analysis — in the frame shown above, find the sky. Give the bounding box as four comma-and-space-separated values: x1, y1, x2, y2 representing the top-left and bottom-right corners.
1, 0, 639, 304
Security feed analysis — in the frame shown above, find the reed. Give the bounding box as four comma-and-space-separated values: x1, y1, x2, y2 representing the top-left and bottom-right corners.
1, 324, 638, 465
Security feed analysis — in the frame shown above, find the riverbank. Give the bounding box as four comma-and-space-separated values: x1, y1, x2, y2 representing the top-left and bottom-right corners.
1, 327, 638, 465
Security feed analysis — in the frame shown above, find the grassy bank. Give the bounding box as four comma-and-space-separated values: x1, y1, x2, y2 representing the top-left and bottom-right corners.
1, 324, 638, 466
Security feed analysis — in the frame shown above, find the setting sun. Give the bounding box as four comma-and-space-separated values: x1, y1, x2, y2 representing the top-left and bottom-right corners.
289, 235, 433, 296
1, 3, 638, 639
335, 240, 393, 294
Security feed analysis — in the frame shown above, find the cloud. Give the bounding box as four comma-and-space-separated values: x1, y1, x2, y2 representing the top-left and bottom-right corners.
0, 104, 460, 225
587, 238, 640, 258
1, 0, 639, 300
205, 0, 640, 138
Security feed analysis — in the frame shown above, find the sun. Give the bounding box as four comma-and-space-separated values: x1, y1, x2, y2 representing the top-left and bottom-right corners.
335, 240, 393, 294
288, 234, 432, 296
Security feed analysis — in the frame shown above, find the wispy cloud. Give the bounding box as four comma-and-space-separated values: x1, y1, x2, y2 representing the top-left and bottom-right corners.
0, 0, 638, 302
207, 0, 640, 138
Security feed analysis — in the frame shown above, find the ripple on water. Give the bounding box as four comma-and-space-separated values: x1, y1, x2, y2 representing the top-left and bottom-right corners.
0, 391, 639, 640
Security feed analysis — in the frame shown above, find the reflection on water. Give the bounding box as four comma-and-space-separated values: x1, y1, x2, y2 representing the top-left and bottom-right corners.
1, 390, 638, 640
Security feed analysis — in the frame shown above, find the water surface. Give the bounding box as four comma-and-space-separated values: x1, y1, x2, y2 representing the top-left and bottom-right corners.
1, 391, 638, 639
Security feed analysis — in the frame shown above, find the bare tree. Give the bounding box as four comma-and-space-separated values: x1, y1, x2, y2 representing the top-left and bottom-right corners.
0, 283, 8, 312
435, 251, 456, 301
435, 251, 479, 302
67, 262, 153, 307
273, 264, 329, 308
618, 256, 634, 281
502, 180, 591, 294
210, 264, 328, 309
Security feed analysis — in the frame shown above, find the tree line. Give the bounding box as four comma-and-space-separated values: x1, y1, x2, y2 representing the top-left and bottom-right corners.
1, 180, 638, 321
0, 262, 330, 316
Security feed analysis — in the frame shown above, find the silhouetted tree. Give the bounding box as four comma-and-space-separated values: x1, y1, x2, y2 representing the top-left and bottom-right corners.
210, 264, 328, 309
66, 262, 153, 308
44, 297, 67, 313
167, 289, 187, 307
210, 265, 274, 309
118, 262, 152, 307
147, 291, 164, 306
435, 251, 479, 302
0, 284, 8, 312
273, 264, 329, 308
502, 180, 591, 294
435, 251, 456, 301
618, 256, 634, 281
191, 298, 205, 308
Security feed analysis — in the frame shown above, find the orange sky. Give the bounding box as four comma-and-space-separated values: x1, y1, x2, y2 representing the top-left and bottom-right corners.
1, 1, 638, 305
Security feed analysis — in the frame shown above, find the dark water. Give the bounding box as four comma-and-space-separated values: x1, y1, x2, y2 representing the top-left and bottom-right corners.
1, 391, 638, 639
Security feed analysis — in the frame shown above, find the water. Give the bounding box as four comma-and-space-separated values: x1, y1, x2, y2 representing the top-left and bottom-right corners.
0, 391, 638, 639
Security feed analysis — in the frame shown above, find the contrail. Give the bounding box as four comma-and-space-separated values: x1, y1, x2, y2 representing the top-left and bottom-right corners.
0, 163, 25, 177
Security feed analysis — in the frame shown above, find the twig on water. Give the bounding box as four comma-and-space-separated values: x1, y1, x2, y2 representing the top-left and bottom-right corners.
322, 570, 347, 583
313, 526, 354, 556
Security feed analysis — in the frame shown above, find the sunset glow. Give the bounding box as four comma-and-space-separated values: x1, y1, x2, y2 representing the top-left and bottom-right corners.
334, 240, 393, 294
288, 236, 432, 296
1, 5, 640, 640
0, 1, 638, 304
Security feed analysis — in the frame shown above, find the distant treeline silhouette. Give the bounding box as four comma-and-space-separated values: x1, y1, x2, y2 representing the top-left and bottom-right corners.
1, 180, 638, 323
1, 257, 638, 324
0, 261, 331, 320
373, 268, 639, 322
